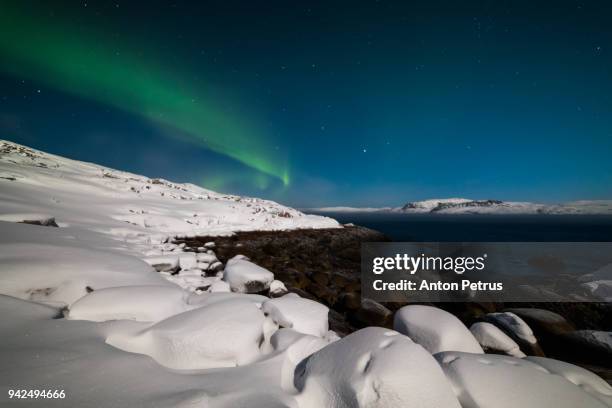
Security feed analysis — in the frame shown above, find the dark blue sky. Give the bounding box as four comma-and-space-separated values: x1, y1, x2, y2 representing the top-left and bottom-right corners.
1, 0, 611, 207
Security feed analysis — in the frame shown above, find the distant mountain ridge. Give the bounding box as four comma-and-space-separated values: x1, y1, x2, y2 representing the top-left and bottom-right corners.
310, 198, 612, 214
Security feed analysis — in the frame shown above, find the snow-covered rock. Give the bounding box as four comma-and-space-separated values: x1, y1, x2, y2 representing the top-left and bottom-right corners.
142, 254, 179, 272
262, 293, 329, 337
272, 328, 336, 392
485, 312, 537, 344
209, 280, 231, 293
470, 322, 525, 357
107, 298, 268, 370
67, 285, 189, 322
295, 327, 462, 408
223, 256, 275, 293
393, 305, 483, 354
178, 252, 198, 270
269, 279, 289, 297
436, 351, 611, 408
582, 280, 612, 301
526, 356, 612, 406
504, 308, 575, 336
186, 291, 268, 308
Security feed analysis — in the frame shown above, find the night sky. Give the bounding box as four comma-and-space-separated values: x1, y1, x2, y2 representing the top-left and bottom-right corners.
1, 1, 611, 207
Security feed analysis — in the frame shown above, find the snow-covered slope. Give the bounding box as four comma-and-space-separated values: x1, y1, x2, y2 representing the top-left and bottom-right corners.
311, 198, 612, 214
0, 140, 339, 246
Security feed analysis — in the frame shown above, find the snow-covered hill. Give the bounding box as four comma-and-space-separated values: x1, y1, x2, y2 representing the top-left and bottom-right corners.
0, 140, 338, 244
311, 198, 612, 214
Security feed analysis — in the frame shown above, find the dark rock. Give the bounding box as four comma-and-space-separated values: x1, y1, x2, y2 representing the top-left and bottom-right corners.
152, 263, 179, 273
340, 292, 361, 311
504, 308, 575, 336
19, 217, 59, 227
352, 298, 392, 328
560, 330, 612, 367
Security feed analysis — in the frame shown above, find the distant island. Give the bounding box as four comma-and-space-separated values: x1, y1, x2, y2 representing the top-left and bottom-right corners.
310, 198, 612, 215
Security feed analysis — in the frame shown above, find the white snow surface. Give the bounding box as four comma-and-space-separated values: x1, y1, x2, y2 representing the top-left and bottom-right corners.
470, 322, 526, 358
394, 305, 484, 354
525, 356, 612, 406
0, 221, 170, 306
262, 293, 329, 337
294, 327, 462, 408
66, 285, 190, 322
436, 351, 612, 408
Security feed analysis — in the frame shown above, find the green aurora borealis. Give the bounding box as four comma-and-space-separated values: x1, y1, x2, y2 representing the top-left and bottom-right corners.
0, 4, 289, 187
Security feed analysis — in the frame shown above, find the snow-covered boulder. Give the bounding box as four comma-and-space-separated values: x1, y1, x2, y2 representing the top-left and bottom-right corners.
504, 308, 574, 336
209, 261, 224, 273
485, 311, 544, 356
295, 327, 461, 408
209, 280, 231, 293
142, 254, 179, 273
178, 252, 198, 270
107, 298, 267, 370
262, 293, 328, 337
196, 252, 218, 263
177, 268, 203, 277
393, 305, 483, 354
269, 280, 289, 297
223, 256, 274, 293
485, 312, 537, 344
436, 351, 611, 408
470, 322, 525, 357
582, 280, 612, 301
272, 328, 336, 392
526, 356, 612, 406
187, 291, 268, 308
67, 285, 188, 322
